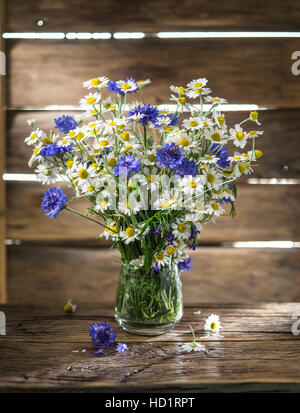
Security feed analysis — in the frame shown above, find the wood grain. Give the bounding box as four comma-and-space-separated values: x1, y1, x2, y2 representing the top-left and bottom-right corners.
6, 38, 300, 108
0, 0, 7, 303
6, 109, 300, 178
6, 182, 300, 242
6, 0, 300, 32
0, 303, 299, 392
7, 246, 300, 305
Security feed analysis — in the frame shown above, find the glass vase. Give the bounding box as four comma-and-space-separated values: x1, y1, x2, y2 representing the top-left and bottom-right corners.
115, 264, 183, 336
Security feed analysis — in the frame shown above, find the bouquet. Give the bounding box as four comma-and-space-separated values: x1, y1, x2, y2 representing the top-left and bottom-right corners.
25, 76, 263, 335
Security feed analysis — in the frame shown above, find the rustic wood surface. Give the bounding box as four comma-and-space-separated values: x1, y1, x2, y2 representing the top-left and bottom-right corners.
7, 38, 300, 108
0, 303, 299, 392
6, 0, 300, 32
7, 246, 300, 304
7, 109, 298, 179
6, 182, 300, 242
0, 0, 7, 303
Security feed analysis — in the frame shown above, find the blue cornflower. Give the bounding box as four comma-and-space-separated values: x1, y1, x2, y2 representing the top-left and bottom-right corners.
89, 322, 117, 347
113, 155, 141, 177
107, 77, 138, 95
40, 142, 73, 158
211, 143, 230, 168
152, 263, 160, 273
167, 231, 175, 244
176, 158, 198, 177
116, 342, 128, 353
41, 187, 67, 219
178, 257, 195, 272
156, 143, 183, 170
128, 104, 159, 125
54, 115, 78, 134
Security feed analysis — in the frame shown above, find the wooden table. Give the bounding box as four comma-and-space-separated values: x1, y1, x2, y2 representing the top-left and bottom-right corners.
0, 303, 300, 393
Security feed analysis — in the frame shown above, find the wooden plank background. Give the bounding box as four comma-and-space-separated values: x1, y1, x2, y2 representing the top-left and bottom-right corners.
6, 38, 300, 109
3, 0, 300, 304
6, 0, 300, 32
0, 0, 6, 303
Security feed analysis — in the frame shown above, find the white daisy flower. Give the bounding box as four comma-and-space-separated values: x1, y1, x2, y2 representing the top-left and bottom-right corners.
205, 127, 228, 144
187, 77, 208, 90
204, 314, 223, 334
170, 94, 190, 111
204, 96, 227, 105
154, 251, 169, 268
206, 201, 225, 217
248, 130, 264, 139
120, 226, 140, 244
230, 124, 249, 148
183, 117, 204, 131
250, 111, 261, 125
83, 76, 109, 89
181, 342, 206, 352
35, 163, 61, 185
79, 92, 101, 109
170, 85, 187, 95
101, 221, 120, 240
24, 129, 45, 146
115, 79, 138, 94
172, 220, 191, 240
130, 256, 145, 267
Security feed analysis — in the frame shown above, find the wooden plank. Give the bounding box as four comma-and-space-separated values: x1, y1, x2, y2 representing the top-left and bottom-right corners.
0, 304, 299, 392
7, 246, 300, 304
6, 0, 300, 32
6, 109, 300, 179
6, 182, 300, 242
0, 0, 7, 303
7, 38, 300, 108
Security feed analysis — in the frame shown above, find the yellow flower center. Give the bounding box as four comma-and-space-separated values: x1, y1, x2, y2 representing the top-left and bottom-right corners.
211, 203, 219, 211
100, 200, 108, 206
254, 149, 263, 159
177, 87, 186, 93
236, 131, 245, 141
109, 121, 116, 126
108, 158, 117, 167
122, 83, 131, 90
30, 133, 37, 140
194, 82, 202, 88
117, 124, 125, 130
211, 322, 216, 330
66, 160, 73, 168
87, 97, 96, 105
188, 181, 196, 188
76, 132, 84, 141
178, 97, 186, 105
207, 173, 215, 184
189, 121, 198, 127
78, 168, 89, 179
212, 98, 220, 102
88, 185, 94, 192
249, 130, 256, 135
146, 174, 152, 183
68, 131, 76, 137
33, 147, 40, 155
99, 140, 108, 147
148, 154, 155, 162
211, 132, 221, 141
179, 137, 189, 146
164, 126, 173, 132
178, 223, 186, 233
225, 188, 232, 194
124, 145, 133, 151
250, 111, 258, 121
120, 131, 130, 141
166, 246, 175, 255
91, 78, 101, 86
238, 164, 247, 173
125, 227, 136, 237
217, 116, 225, 125
156, 251, 165, 260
